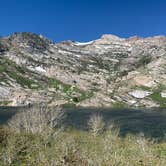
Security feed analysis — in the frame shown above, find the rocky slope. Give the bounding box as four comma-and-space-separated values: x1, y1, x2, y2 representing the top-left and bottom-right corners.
0, 32, 166, 108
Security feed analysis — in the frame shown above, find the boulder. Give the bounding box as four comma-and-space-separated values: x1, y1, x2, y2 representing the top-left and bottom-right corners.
133, 75, 156, 87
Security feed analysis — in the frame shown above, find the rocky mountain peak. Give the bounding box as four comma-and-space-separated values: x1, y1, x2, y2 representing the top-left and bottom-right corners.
7, 32, 53, 53
101, 34, 123, 41
92, 34, 124, 45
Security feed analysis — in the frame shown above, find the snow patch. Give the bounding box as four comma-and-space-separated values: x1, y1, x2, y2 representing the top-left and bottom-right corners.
129, 90, 152, 99
161, 92, 166, 98
58, 49, 72, 55
74, 54, 81, 58
74, 41, 94, 46
35, 66, 46, 73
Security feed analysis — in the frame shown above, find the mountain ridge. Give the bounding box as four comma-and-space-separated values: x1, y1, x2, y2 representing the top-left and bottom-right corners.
0, 32, 166, 108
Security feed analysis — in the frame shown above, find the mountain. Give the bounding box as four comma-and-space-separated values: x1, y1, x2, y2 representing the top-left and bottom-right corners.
0, 32, 166, 108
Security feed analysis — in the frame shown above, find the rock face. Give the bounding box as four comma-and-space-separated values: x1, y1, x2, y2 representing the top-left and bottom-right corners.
0, 87, 11, 99
133, 76, 157, 88
0, 32, 166, 107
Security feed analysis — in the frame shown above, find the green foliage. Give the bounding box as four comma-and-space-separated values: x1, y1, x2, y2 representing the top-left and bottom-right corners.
7, 71, 38, 89
0, 65, 5, 73
136, 85, 152, 91
150, 84, 166, 108
49, 78, 94, 103
150, 92, 166, 108
0, 57, 93, 102
0, 58, 40, 89
155, 144, 166, 158
156, 84, 166, 92
0, 106, 166, 165
0, 101, 12, 106
112, 101, 128, 108
77, 90, 94, 102
49, 78, 71, 92
0, 127, 11, 144
0, 127, 165, 165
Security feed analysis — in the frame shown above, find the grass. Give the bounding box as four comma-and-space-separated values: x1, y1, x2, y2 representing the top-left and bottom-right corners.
76, 90, 94, 102
112, 101, 128, 108
49, 78, 71, 92
0, 101, 12, 106
0, 106, 166, 165
49, 78, 94, 103
0, 65, 6, 73
0, 57, 94, 103
7, 71, 39, 89
149, 84, 166, 108
136, 85, 152, 91
0, 127, 165, 165
0, 57, 41, 89
150, 92, 166, 108
132, 84, 166, 108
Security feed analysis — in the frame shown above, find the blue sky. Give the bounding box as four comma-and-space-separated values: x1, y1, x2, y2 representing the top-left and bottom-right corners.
0, 0, 166, 42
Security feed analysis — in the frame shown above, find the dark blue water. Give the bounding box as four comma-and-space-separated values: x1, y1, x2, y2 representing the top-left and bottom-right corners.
0, 106, 166, 139
0, 106, 21, 124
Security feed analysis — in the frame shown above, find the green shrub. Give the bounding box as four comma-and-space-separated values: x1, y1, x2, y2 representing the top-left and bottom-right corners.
150, 92, 166, 108
0, 65, 6, 73
150, 84, 166, 108
0, 127, 165, 165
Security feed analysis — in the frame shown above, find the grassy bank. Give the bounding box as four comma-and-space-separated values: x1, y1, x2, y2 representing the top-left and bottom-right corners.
0, 127, 166, 165
0, 106, 166, 165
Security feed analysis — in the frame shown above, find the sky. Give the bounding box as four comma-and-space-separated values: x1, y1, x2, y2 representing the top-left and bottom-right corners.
0, 0, 166, 42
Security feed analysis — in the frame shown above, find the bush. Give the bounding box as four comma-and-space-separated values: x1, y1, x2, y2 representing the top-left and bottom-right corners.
0, 126, 165, 165
0, 127, 11, 145
88, 114, 105, 136
8, 105, 65, 134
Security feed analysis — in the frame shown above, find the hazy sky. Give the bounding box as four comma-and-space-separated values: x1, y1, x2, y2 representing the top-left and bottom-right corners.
0, 0, 166, 42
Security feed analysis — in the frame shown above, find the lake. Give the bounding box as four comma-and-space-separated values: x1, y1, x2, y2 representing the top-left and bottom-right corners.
0, 106, 166, 140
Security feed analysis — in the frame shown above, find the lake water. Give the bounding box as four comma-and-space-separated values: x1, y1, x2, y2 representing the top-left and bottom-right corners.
0, 106, 166, 140
0, 106, 22, 124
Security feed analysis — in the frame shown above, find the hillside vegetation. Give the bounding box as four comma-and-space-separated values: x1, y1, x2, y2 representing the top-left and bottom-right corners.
0, 106, 166, 165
